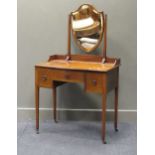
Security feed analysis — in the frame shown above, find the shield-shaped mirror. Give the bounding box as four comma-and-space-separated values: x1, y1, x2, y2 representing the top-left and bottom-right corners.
71, 4, 104, 53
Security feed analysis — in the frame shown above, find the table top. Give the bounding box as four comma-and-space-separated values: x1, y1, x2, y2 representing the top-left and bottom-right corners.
36, 59, 116, 72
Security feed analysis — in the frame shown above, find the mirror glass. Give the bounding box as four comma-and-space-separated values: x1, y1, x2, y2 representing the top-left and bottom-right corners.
71, 4, 104, 53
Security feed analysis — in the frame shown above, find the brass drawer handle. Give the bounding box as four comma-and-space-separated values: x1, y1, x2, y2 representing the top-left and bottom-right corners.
41, 75, 47, 81
92, 79, 97, 86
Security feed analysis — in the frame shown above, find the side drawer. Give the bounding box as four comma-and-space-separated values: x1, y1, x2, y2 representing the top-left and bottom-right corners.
36, 68, 52, 88
51, 70, 84, 83
85, 72, 104, 93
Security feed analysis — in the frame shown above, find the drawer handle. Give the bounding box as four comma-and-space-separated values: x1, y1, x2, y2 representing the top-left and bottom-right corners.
92, 79, 97, 86
41, 75, 47, 81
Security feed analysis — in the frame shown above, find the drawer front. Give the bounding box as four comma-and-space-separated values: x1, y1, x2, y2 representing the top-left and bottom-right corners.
51, 70, 84, 83
36, 68, 52, 88
85, 72, 103, 93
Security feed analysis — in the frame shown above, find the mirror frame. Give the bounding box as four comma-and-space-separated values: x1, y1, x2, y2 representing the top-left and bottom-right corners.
70, 4, 104, 53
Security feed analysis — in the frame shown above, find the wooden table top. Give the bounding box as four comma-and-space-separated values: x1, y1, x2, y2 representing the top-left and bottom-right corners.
36, 60, 116, 72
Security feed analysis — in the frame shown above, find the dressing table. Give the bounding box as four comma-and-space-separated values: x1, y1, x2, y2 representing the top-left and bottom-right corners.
35, 4, 121, 144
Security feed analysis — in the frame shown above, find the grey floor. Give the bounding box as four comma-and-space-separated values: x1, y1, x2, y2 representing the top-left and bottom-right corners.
18, 121, 137, 155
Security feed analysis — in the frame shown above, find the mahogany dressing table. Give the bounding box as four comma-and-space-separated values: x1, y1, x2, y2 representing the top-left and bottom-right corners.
35, 4, 121, 144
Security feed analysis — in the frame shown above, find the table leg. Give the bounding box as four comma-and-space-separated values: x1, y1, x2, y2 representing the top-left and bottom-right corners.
114, 86, 119, 132
102, 93, 107, 144
35, 85, 39, 134
53, 83, 57, 123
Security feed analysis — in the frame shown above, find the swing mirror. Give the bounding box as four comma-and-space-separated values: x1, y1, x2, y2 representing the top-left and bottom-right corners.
71, 4, 104, 53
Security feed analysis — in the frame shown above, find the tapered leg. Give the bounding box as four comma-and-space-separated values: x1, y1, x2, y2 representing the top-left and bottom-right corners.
114, 87, 119, 132
53, 83, 57, 123
35, 85, 39, 134
102, 93, 107, 144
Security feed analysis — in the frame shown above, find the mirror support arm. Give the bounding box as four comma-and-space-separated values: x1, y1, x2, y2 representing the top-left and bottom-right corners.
67, 14, 71, 61
102, 14, 107, 61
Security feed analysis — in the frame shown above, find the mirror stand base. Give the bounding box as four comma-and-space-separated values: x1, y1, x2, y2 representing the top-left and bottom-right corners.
101, 58, 106, 64
65, 56, 70, 61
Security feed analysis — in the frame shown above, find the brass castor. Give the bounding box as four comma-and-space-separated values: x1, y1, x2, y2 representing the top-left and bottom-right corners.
36, 129, 39, 134
103, 141, 107, 144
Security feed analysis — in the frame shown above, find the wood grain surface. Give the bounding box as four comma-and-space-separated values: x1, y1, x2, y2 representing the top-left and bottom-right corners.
36, 60, 116, 72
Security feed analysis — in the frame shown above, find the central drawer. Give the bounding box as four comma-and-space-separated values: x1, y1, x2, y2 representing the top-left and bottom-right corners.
51, 70, 84, 83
